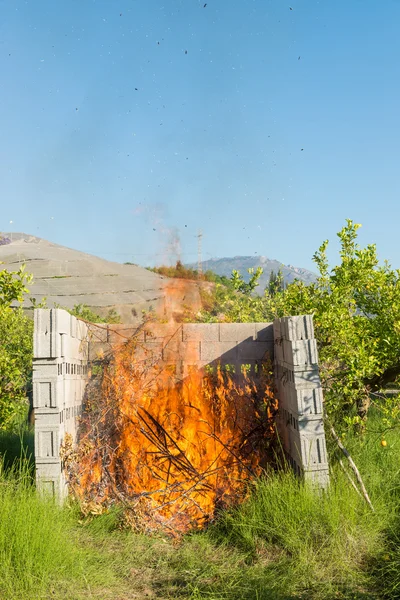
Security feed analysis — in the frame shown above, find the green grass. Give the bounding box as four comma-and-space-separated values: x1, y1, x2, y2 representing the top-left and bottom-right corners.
0, 428, 34, 470
0, 412, 399, 599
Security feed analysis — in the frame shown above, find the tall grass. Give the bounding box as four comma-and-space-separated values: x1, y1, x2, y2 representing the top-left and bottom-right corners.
0, 460, 81, 599
0, 428, 34, 470
0, 410, 398, 599
0, 449, 118, 600
341, 411, 400, 598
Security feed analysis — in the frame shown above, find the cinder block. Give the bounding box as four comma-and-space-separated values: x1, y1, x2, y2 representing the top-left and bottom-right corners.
289, 386, 323, 416
183, 323, 220, 342
274, 338, 283, 362
36, 465, 68, 500
281, 315, 314, 341
34, 309, 50, 336
133, 341, 164, 362
273, 318, 282, 341
61, 336, 83, 360
255, 323, 274, 342
53, 309, 72, 335
76, 319, 88, 341
35, 427, 60, 460
145, 323, 183, 343
69, 314, 78, 339
277, 365, 321, 389
34, 310, 52, 358
32, 361, 60, 380
237, 341, 273, 360
36, 462, 62, 479
33, 379, 63, 409
297, 417, 326, 436
289, 430, 328, 470
304, 469, 330, 488
219, 323, 256, 342
162, 341, 201, 363
200, 341, 238, 362
282, 339, 318, 367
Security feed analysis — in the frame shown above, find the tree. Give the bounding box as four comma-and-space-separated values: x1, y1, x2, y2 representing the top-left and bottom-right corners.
199, 221, 400, 428
0, 265, 34, 429
267, 269, 284, 296
0, 264, 32, 306
68, 304, 121, 324
230, 267, 263, 295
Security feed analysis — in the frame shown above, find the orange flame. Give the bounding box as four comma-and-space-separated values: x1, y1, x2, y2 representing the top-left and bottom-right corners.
69, 282, 277, 534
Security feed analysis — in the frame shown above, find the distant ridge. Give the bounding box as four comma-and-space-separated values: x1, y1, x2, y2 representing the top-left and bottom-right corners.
187, 256, 317, 291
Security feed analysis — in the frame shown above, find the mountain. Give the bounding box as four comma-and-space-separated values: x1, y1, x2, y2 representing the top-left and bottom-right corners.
0, 233, 204, 323
190, 256, 317, 292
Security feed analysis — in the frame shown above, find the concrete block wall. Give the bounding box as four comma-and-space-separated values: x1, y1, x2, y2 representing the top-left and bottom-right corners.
33, 309, 89, 498
32, 311, 329, 495
87, 321, 275, 379
274, 315, 329, 487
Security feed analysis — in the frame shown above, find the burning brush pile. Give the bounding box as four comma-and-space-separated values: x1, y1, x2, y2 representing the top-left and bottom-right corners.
63, 327, 278, 535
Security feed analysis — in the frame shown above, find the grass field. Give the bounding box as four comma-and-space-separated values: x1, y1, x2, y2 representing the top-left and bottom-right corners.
0, 412, 399, 600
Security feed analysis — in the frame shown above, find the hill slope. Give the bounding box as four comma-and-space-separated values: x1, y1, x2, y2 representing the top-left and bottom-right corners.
0, 233, 192, 322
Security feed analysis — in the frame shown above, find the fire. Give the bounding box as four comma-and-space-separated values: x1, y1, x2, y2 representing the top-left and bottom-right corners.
65, 281, 277, 535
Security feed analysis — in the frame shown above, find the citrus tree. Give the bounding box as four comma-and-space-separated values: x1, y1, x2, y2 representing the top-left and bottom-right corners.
0, 265, 33, 429
199, 221, 400, 428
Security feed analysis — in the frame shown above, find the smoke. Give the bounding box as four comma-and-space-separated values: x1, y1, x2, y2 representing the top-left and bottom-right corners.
165, 227, 181, 264
131, 202, 181, 265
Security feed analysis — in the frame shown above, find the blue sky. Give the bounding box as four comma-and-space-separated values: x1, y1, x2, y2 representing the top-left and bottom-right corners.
0, 0, 399, 272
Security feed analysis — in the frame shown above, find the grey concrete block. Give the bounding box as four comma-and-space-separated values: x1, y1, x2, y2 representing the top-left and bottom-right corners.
70, 314, 78, 339
304, 469, 330, 488
281, 315, 314, 341
297, 417, 326, 436
33, 379, 62, 409
274, 338, 283, 362
273, 318, 282, 341
219, 323, 256, 342
32, 361, 60, 379
53, 309, 72, 335
289, 429, 329, 470
291, 386, 323, 416
35, 427, 60, 460
35, 461, 62, 478
35, 465, 68, 500
276, 364, 321, 390
282, 339, 318, 367
162, 341, 201, 362
255, 323, 274, 342
145, 323, 183, 343
60, 336, 84, 359
183, 323, 220, 342
76, 318, 88, 341
200, 341, 238, 362
34, 310, 52, 358
237, 341, 273, 360
133, 341, 164, 362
